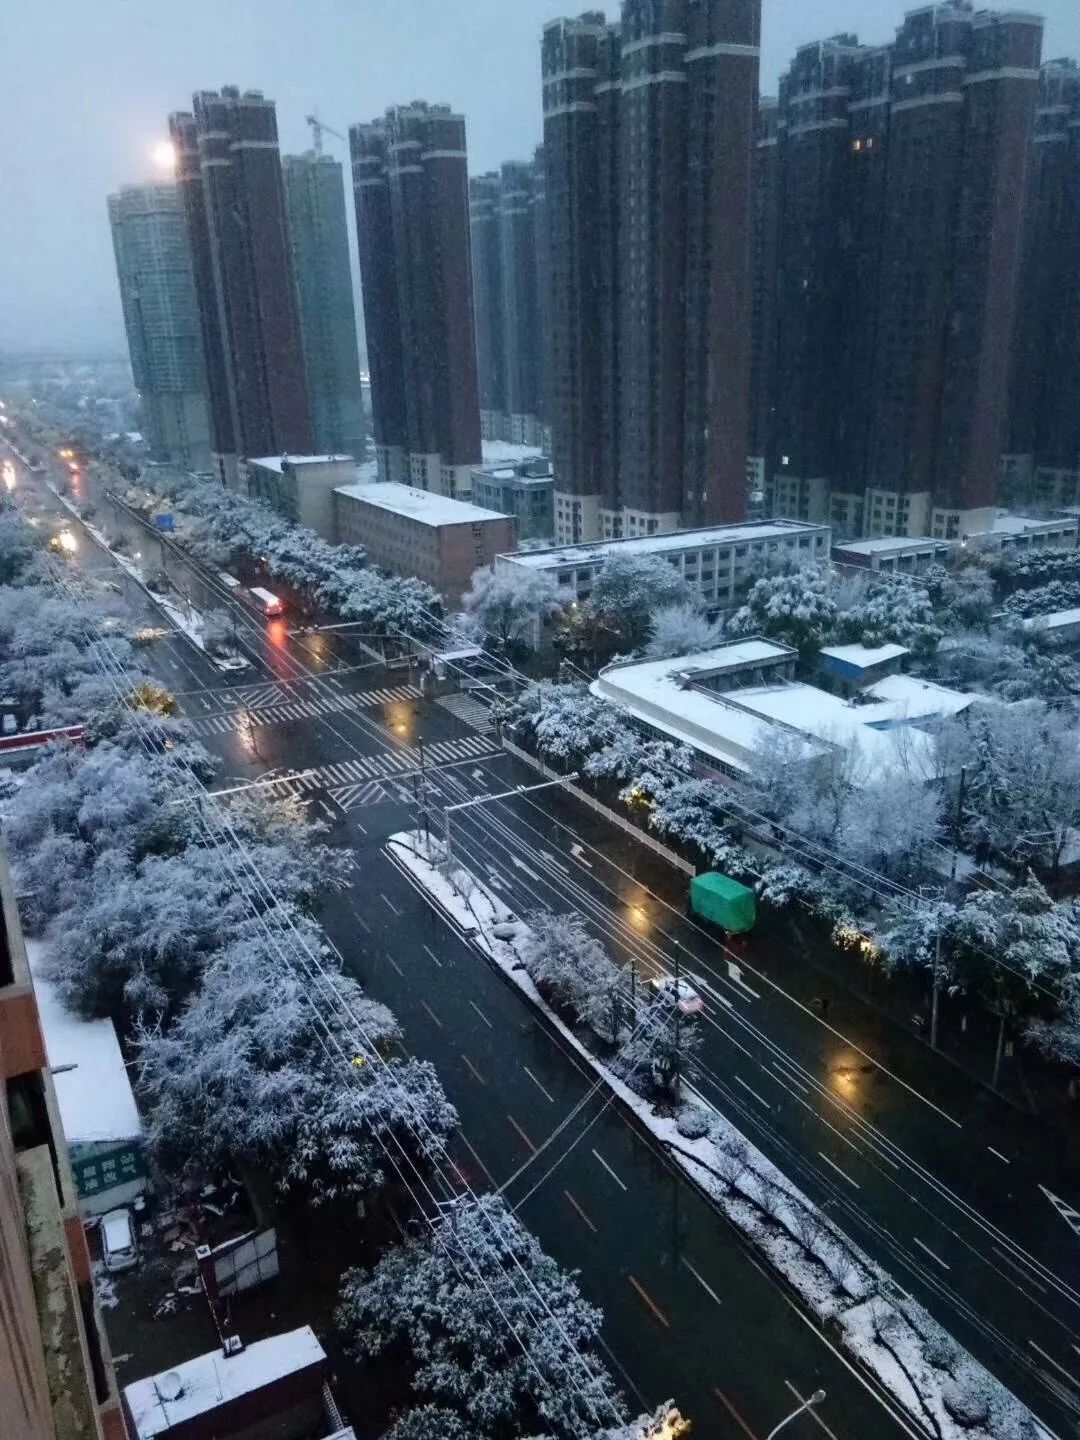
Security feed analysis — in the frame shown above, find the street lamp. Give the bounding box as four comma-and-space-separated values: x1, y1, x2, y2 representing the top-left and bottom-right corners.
765, 1389, 826, 1440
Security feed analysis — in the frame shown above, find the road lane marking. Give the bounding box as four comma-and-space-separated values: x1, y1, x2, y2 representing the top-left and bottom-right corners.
379, 893, 401, 916
1028, 1339, 1080, 1386
522, 1065, 555, 1103
469, 1000, 493, 1028
419, 1001, 443, 1029
725, 959, 761, 999
712, 1386, 759, 1439
627, 1274, 670, 1328
734, 1075, 771, 1110
991, 1245, 1047, 1294
540, 849, 571, 873
592, 1148, 628, 1191
511, 854, 542, 881
912, 1236, 950, 1271
507, 1114, 536, 1152
770, 1059, 810, 1096
564, 1190, 598, 1232
680, 1255, 723, 1308
461, 1054, 486, 1085
570, 843, 593, 868
351, 910, 370, 932
815, 1112, 862, 1156
783, 1381, 841, 1440
987, 1146, 1011, 1164
422, 944, 443, 968
817, 1151, 860, 1189
456, 1130, 498, 1189
386, 954, 404, 977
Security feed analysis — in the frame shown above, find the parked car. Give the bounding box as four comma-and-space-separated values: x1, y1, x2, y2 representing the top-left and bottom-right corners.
100, 1208, 138, 1273
1, 715, 17, 736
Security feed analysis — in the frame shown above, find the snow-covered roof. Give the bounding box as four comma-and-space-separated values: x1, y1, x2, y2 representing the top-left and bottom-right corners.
986, 511, 1077, 535
593, 653, 976, 785
247, 454, 354, 474
819, 641, 909, 669
1021, 606, 1080, 631
504, 520, 827, 570
333, 482, 508, 527
29, 943, 141, 1144
481, 439, 544, 463
123, 1328, 326, 1440
835, 536, 948, 555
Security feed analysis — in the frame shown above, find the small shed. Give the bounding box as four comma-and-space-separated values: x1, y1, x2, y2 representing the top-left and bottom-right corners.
818, 642, 909, 695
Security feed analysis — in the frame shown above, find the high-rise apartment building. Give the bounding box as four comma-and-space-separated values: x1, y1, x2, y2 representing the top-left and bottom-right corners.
107, 183, 211, 471
543, 1, 759, 546
350, 102, 481, 498
169, 87, 313, 486
1006, 58, 1080, 508
282, 151, 366, 461
747, 97, 780, 499
469, 158, 547, 449
759, 5, 1042, 541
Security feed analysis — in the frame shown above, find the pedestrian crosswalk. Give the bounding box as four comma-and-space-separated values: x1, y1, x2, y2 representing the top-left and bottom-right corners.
213, 733, 499, 804
435, 691, 496, 735
185, 684, 422, 736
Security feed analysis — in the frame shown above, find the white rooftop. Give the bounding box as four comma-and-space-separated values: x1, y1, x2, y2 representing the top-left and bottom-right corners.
481, 439, 544, 463
334, 482, 508, 527
504, 521, 826, 570
835, 536, 949, 555
124, 1327, 326, 1440
247, 454, 354, 473
1021, 606, 1080, 631
986, 511, 1077, 535
29, 943, 141, 1144
593, 650, 976, 786
819, 642, 909, 668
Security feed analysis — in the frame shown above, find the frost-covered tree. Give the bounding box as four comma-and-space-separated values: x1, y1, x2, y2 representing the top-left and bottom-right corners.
0, 510, 44, 585
336, 1193, 625, 1439
1002, 579, 1080, 620
584, 733, 692, 787
643, 602, 725, 659
505, 684, 630, 767
925, 564, 994, 632
836, 772, 943, 878
835, 576, 942, 658
0, 586, 137, 725
563, 552, 692, 657
729, 564, 838, 657
138, 927, 457, 1203
520, 912, 626, 1044
462, 565, 563, 650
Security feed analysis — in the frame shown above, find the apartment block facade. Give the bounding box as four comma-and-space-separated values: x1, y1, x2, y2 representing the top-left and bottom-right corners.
542, 1, 760, 545
107, 183, 211, 471
282, 152, 366, 462
349, 102, 482, 499
1006, 58, 1080, 508
755, 5, 1043, 542
169, 87, 313, 486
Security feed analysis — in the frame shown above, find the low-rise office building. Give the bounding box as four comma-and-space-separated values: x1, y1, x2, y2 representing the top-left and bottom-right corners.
833, 536, 953, 575
333, 483, 516, 606
470, 457, 554, 541
496, 520, 831, 606
242, 454, 356, 543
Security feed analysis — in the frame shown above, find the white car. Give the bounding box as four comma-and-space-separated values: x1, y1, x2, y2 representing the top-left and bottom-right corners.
213, 654, 251, 674
650, 974, 705, 1015
100, 1208, 138, 1273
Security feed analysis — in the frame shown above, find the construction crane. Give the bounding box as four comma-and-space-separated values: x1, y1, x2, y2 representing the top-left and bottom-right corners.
305, 112, 347, 155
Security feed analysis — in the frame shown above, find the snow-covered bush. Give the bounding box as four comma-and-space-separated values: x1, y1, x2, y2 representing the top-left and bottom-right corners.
1001, 578, 1080, 619
336, 1193, 625, 1440
644, 601, 725, 659
614, 992, 701, 1103
675, 1104, 711, 1140
520, 912, 626, 1045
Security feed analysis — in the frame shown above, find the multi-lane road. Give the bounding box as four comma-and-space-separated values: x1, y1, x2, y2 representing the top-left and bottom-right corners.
9, 440, 1080, 1439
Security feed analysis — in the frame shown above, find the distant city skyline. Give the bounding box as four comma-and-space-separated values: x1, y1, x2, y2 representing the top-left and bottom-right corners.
2, 0, 1078, 352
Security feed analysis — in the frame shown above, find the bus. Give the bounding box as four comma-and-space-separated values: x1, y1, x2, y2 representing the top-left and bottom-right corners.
247, 586, 284, 618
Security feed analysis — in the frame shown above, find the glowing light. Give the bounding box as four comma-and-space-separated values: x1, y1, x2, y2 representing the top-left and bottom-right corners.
57, 530, 78, 554
152, 140, 176, 171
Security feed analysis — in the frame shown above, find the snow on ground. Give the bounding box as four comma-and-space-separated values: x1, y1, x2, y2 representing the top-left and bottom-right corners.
386, 832, 1048, 1440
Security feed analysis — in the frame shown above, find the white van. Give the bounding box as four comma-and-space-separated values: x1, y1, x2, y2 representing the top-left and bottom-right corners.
100, 1208, 138, 1273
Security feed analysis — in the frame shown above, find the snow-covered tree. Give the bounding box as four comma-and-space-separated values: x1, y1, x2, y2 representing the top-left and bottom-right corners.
1002, 579, 1080, 620
560, 552, 693, 659
643, 602, 725, 659
836, 772, 943, 878
614, 990, 701, 1103
138, 927, 457, 1203
336, 1192, 625, 1439
728, 564, 838, 657
462, 566, 563, 650
584, 733, 692, 787
925, 564, 994, 632
0, 510, 44, 585
505, 684, 630, 767
835, 576, 942, 657
520, 912, 626, 1044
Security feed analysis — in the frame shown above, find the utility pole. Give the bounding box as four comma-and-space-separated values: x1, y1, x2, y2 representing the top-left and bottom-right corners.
930, 926, 942, 1051
673, 942, 682, 1104
950, 764, 967, 886
417, 735, 429, 845
442, 773, 579, 868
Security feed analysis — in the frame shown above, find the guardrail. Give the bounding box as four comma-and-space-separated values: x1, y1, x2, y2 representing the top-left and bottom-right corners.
501, 737, 694, 876
0, 725, 84, 753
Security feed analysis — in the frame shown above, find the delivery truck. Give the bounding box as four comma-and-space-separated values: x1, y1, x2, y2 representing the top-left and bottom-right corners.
689, 871, 756, 936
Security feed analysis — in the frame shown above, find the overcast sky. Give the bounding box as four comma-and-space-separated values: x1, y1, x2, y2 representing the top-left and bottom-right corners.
2, 0, 1077, 355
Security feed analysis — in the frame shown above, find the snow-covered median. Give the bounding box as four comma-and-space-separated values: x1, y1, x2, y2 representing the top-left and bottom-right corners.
386, 831, 1049, 1440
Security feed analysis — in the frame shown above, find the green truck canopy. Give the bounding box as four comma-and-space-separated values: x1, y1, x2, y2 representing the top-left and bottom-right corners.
690, 872, 757, 934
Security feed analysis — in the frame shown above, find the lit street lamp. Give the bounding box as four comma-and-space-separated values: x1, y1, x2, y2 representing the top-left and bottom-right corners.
765, 1389, 826, 1440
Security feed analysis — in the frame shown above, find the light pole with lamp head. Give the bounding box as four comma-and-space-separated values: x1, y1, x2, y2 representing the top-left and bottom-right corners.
765, 1389, 826, 1440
